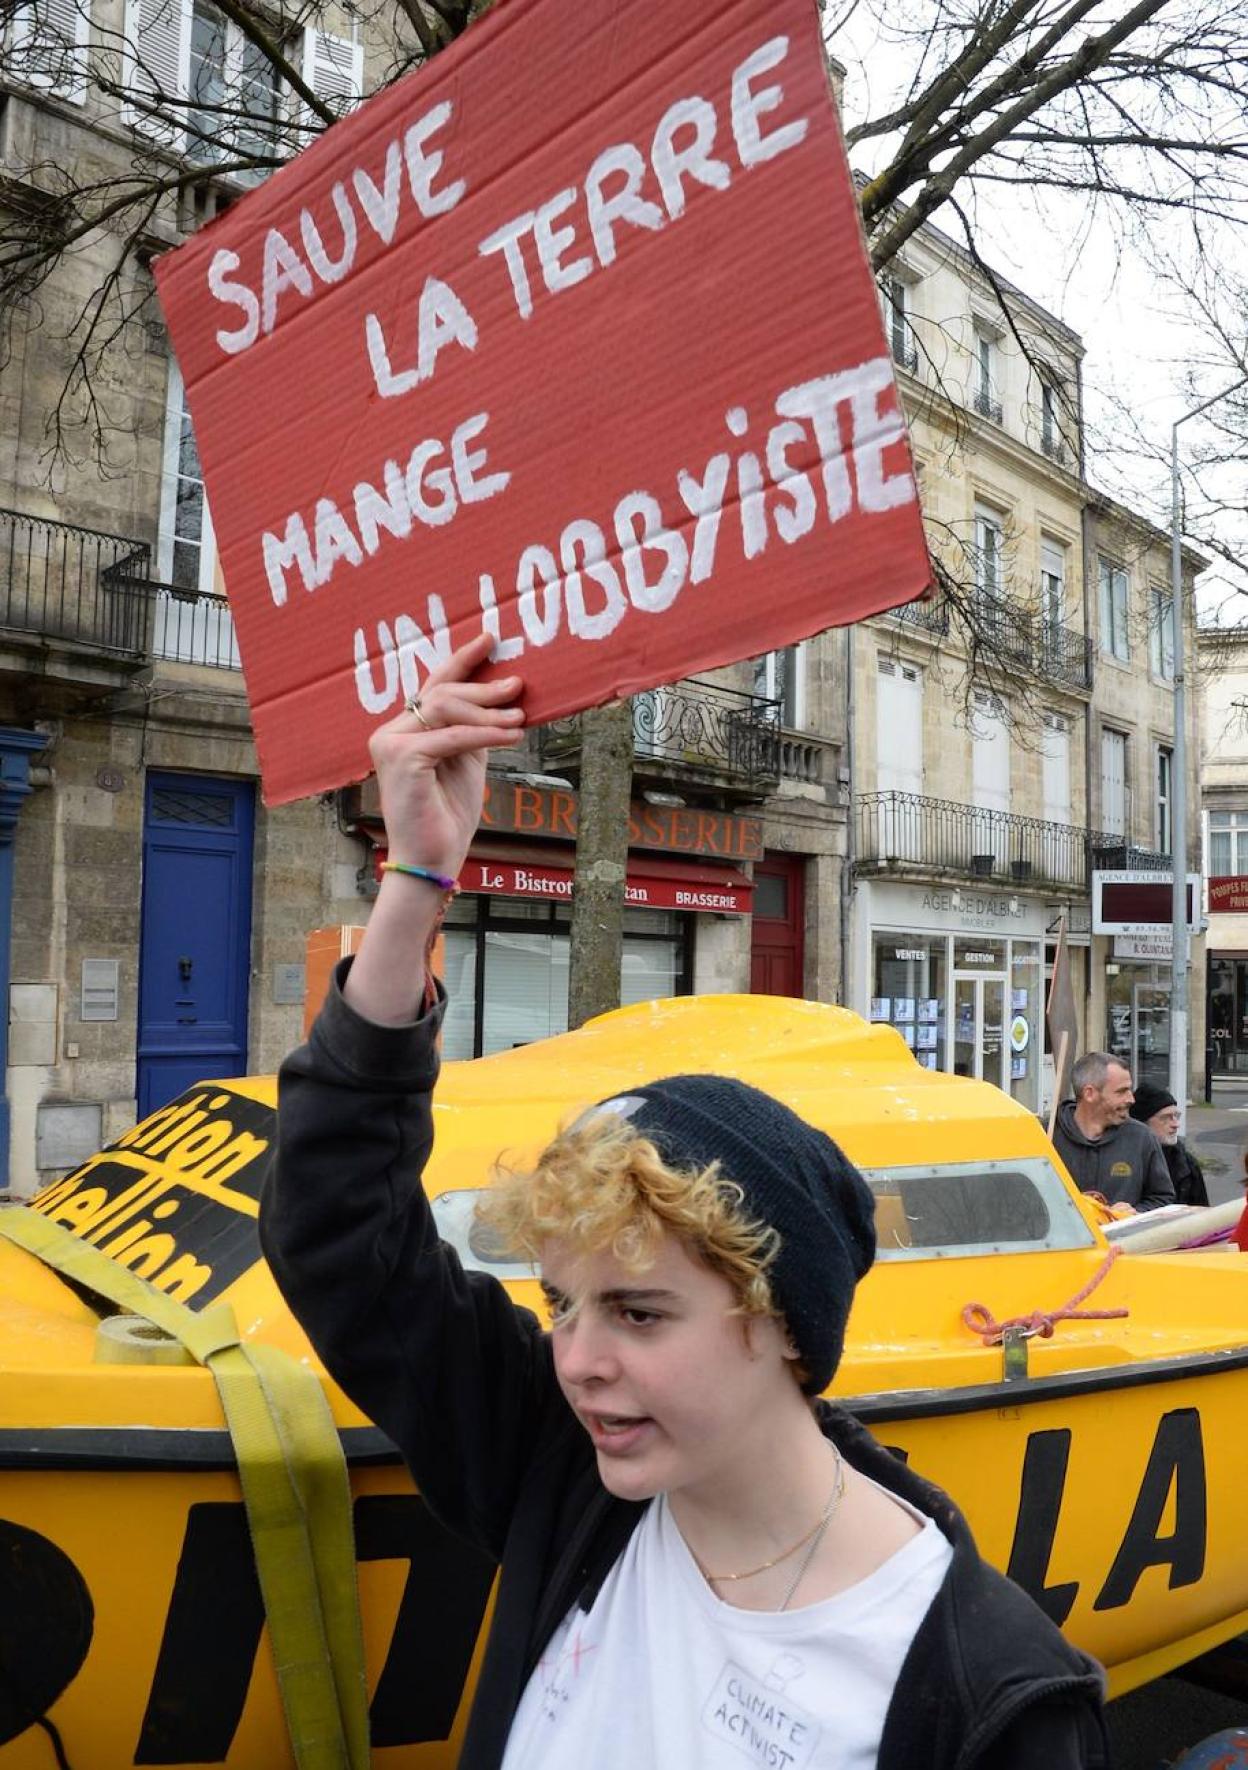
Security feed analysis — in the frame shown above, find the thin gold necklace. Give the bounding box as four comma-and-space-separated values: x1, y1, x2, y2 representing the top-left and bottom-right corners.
698, 1447, 845, 1592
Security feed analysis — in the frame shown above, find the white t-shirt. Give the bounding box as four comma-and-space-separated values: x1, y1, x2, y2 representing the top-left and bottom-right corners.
502, 1481, 953, 1770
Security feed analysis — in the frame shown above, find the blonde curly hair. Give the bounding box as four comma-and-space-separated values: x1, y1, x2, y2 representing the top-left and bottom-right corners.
477, 1106, 784, 1325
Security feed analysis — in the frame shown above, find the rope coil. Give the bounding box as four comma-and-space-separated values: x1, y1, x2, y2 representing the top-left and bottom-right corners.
961, 1245, 1128, 1346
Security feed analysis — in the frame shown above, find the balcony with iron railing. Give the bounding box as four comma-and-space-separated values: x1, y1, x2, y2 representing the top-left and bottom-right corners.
879, 592, 950, 636
1040, 431, 1069, 467
973, 589, 1093, 693
539, 678, 783, 799
0, 506, 241, 680
973, 387, 1004, 425
856, 791, 1153, 892
874, 585, 1091, 693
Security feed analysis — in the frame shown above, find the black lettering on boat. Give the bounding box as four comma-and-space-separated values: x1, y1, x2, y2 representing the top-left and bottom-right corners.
1006, 1428, 1079, 1626
0, 1520, 93, 1745
136, 1503, 263, 1764
138, 1494, 495, 1761
354, 1493, 495, 1745
1094, 1407, 1207, 1612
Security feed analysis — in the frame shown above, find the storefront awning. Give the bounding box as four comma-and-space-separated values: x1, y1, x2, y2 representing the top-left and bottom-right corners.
373, 840, 753, 915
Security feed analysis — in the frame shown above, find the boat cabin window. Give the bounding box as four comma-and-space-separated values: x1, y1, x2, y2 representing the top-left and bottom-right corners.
862, 1157, 1097, 1261
436, 1154, 1095, 1278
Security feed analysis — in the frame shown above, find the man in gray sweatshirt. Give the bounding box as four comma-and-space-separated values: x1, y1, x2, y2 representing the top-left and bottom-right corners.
1051, 1051, 1175, 1210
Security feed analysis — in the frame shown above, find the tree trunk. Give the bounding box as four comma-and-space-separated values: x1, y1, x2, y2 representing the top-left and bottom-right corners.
567, 699, 634, 1029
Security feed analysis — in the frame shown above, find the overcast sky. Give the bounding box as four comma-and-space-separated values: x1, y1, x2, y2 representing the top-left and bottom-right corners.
831, 17, 1247, 622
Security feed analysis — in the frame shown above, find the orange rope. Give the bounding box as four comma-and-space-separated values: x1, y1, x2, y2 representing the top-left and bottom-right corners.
961, 1245, 1128, 1346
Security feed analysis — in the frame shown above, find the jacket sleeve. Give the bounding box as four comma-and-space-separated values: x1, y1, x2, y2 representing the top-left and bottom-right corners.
979, 1696, 1110, 1770
259, 958, 556, 1559
1140, 1129, 1177, 1210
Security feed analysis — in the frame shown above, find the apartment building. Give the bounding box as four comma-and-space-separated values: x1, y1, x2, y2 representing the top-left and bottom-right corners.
849, 222, 1205, 1113
0, 3, 853, 1188
1199, 626, 1248, 1078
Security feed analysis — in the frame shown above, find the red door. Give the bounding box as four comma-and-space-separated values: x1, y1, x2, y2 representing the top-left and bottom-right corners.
750, 855, 805, 997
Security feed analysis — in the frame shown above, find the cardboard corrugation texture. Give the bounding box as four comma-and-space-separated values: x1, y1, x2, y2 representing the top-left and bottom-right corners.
158, 0, 932, 805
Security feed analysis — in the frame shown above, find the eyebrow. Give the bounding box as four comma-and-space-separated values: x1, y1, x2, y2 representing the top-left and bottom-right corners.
540, 1283, 682, 1307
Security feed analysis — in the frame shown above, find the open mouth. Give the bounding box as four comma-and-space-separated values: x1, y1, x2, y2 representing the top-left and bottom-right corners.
583, 1413, 652, 1453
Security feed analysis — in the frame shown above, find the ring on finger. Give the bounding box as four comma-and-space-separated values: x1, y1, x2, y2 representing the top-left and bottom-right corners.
405, 695, 435, 732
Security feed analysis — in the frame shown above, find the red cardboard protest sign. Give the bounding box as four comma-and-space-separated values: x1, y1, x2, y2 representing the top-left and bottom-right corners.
157, 0, 932, 805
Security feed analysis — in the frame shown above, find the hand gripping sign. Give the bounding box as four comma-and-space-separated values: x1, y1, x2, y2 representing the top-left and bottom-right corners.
156, 0, 933, 805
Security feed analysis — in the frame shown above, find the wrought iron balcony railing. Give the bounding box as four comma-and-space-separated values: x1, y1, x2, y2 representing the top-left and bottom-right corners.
880, 592, 950, 635
1041, 432, 1069, 466
0, 507, 241, 672
1, 506, 152, 656
974, 590, 1092, 692
857, 791, 1128, 892
973, 388, 1004, 424
891, 338, 919, 373
540, 678, 782, 794
1088, 842, 1171, 872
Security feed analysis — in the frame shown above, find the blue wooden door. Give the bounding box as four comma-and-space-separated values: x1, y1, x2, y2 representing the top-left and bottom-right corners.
137, 774, 254, 1117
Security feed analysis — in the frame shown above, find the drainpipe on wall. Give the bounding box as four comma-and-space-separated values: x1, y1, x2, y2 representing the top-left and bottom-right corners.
0, 729, 49, 1192
840, 623, 856, 1006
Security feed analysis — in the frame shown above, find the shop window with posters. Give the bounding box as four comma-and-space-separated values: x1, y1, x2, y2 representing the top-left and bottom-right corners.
1009, 942, 1041, 1112
440, 897, 689, 1060
871, 934, 946, 1069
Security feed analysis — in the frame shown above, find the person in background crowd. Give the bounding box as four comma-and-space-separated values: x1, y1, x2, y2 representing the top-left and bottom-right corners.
1128, 1084, 1209, 1209
1051, 1052, 1175, 1211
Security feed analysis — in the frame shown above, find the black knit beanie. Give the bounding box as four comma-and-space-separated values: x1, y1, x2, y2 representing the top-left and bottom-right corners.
585, 1074, 876, 1394
1129, 1082, 1177, 1124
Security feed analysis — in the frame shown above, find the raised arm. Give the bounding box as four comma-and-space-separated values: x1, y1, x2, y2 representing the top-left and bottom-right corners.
261, 637, 558, 1554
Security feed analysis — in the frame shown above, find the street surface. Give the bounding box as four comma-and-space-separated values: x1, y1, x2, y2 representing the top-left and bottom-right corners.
1182, 1088, 1248, 1205
1103, 1085, 1248, 1767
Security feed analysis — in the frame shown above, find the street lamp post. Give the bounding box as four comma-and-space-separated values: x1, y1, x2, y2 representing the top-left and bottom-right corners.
1170, 375, 1247, 1122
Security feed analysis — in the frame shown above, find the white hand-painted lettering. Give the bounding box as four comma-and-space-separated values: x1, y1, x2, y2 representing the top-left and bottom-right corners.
204, 101, 466, 351
336, 357, 912, 715
476, 37, 810, 324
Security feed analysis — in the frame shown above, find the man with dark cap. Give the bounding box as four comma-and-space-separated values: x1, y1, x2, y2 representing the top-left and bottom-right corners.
1130, 1083, 1209, 1207
261, 638, 1108, 1770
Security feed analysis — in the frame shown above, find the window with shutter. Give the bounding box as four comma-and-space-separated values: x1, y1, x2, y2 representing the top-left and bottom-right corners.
123, 0, 287, 168
301, 23, 363, 124
123, 0, 188, 143
9, 0, 92, 103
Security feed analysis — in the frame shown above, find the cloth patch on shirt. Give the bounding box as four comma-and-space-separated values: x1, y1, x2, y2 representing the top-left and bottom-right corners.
702, 1658, 821, 1770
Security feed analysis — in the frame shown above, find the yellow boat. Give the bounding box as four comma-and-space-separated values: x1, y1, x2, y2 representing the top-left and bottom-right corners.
3, 993, 1247, 1769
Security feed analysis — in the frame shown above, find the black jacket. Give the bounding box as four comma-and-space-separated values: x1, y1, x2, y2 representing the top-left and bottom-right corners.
1051, 1101, 1175, 1210
260, 962, 1110, 1770
1164, 1137, 1209, 1208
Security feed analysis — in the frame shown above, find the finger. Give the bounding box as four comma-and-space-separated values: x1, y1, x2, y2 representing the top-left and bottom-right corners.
409, 691, 525, 730
422, 630, 500, 691
395, 721, 525, 759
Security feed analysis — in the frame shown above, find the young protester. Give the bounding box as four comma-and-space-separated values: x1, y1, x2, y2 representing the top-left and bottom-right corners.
260, 635, 1109, 1770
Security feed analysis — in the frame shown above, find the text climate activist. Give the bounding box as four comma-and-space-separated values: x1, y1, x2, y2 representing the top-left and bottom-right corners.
157, 0, 933, 806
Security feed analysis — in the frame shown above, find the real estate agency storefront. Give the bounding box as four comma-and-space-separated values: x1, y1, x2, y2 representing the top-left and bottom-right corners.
850, 877, 1054, 1113
348, 776, 760, 1058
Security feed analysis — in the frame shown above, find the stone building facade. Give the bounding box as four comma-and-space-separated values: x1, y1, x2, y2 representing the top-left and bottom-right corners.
1199, 626, 1248, 1078
0, 2, 852, 1190
0, 7, 1206, 1194
846, 218, 1205, 1113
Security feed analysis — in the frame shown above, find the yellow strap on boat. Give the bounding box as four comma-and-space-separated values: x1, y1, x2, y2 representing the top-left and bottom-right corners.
0, 1204, 371, 1770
